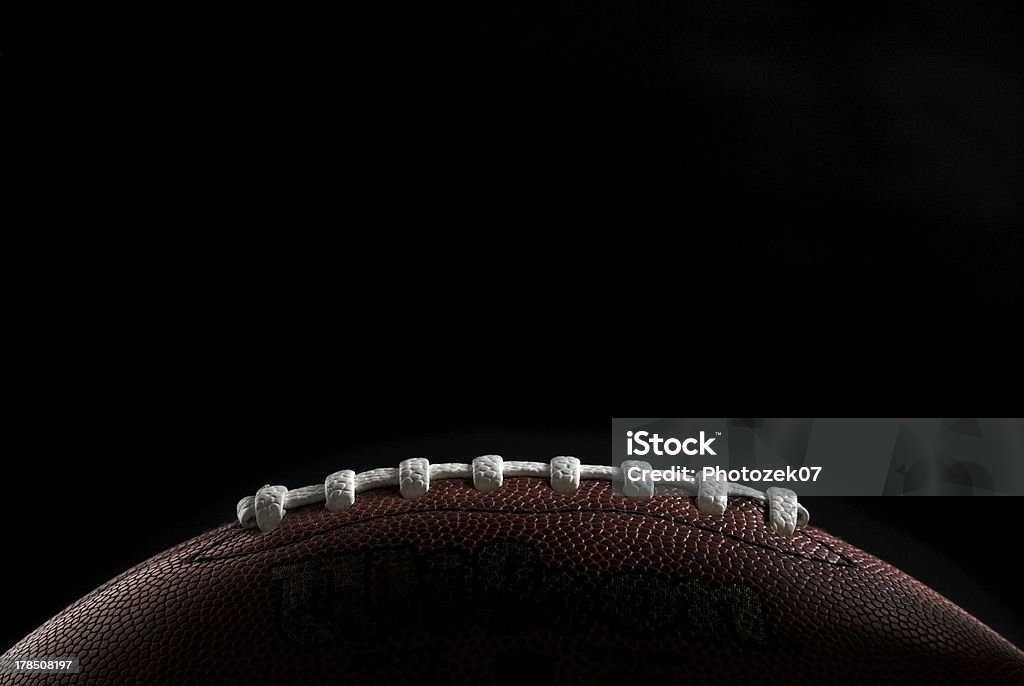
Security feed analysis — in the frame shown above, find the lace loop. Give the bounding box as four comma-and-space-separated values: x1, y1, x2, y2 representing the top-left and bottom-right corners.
472, 455, 503, 492
621, 460, 655, 499
697, 473, 729, 515
325, 470, 356, 513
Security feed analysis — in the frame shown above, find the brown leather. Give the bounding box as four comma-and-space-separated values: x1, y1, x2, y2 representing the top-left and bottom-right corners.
3, 478, 1022, 685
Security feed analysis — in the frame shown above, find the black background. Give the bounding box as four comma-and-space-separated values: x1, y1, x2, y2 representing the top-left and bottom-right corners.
6, 0, 1023, 662
18, 0, 1021, 319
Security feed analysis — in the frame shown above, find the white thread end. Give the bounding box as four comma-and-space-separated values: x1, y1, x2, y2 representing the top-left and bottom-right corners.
237, 496, 257, 528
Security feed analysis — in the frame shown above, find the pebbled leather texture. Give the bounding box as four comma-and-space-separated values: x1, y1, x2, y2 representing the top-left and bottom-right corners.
3, 479, 1023, 685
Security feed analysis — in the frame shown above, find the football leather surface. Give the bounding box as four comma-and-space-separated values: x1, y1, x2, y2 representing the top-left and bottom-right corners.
3, 478, 1022, 685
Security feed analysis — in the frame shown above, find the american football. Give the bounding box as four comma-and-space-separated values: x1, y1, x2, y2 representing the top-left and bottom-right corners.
2, 456, 1022, 685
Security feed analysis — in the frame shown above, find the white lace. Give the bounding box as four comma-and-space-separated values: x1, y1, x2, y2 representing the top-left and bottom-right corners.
237, 456, 810, 536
